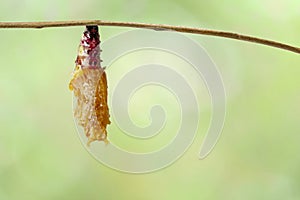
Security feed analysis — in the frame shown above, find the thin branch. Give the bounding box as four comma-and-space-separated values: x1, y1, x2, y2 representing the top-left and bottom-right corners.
0, 20, 299, 54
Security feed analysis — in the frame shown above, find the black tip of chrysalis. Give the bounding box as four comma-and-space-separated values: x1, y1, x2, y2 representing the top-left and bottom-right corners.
86, 25, 99, 34
85, 25, 99, 41
84, 25, 100, 50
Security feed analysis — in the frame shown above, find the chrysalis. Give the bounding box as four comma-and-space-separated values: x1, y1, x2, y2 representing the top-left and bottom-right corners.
69, 26, 110, 146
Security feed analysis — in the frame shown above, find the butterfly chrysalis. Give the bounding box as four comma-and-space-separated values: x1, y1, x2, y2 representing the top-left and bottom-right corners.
69, 26, 111, 146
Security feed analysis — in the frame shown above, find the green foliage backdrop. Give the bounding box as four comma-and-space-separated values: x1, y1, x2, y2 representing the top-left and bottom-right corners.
0, 1, 300, 199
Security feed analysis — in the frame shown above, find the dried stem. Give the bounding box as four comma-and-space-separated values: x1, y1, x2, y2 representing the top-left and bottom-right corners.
0, 20, 299, 54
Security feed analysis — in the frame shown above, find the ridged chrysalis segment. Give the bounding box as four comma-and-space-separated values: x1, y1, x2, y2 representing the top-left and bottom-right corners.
69, 26, 111, 146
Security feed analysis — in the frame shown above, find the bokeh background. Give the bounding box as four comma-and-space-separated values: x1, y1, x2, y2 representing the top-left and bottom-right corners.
1, 0, 300, 199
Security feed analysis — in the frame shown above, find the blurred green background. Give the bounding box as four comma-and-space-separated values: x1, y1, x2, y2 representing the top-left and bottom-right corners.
1, 0, 300, 199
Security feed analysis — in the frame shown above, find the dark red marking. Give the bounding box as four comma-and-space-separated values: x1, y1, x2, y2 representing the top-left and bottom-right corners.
83, 26, 100, 53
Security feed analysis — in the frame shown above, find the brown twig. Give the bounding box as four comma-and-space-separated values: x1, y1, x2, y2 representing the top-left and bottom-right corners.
0, 20, 299, 54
